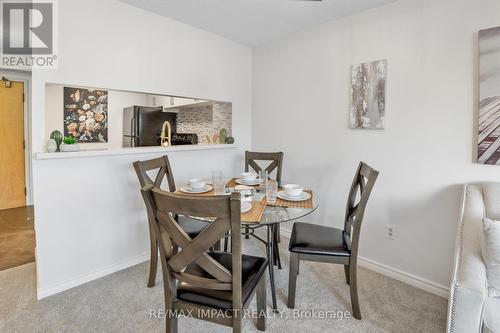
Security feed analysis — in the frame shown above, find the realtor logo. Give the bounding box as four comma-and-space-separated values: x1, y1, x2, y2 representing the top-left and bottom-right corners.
1, 0, 57, 68
3, 2, 53, 54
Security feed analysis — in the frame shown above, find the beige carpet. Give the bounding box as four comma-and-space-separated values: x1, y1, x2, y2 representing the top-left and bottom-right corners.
0, 236, 447, 332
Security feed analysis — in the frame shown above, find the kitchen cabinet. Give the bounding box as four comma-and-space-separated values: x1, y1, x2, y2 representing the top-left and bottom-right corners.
151, 95, 207, 110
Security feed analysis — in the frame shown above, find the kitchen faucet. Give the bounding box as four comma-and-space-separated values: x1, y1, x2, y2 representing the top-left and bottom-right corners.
160, 120, 171, 146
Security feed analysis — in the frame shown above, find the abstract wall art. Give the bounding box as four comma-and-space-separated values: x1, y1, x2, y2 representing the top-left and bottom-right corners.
64, 87, 108, 143
349, 59, 387, 130
478, 26, 500, 165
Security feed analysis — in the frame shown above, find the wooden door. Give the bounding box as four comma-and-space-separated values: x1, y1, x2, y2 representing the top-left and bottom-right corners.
0, 81, 26, 210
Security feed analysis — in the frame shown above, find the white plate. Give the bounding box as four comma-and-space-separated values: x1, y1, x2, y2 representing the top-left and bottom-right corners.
235, 178, 260, 186
241, 201, 252, 213
277, 191, 311, 202
179, 185, 213, 194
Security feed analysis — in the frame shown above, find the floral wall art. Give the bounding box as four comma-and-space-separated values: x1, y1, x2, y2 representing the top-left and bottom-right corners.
349, 59, 387, 129
64, 87, 108, 143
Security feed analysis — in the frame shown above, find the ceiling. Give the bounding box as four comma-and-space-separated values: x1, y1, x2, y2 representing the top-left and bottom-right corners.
118, 0, 397, 46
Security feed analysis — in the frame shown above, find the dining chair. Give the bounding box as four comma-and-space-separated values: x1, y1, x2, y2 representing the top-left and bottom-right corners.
141, 187, 268, 333
287, 161, 379, 320
244, 151, 283, 186
244, 151, 284, 267
133, 155, 213, 288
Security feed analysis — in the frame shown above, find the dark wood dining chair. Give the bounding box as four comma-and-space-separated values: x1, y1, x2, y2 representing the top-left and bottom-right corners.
245, 151, 283, 186
133, 155, 212, 287
141, 187, 267, 333
244, 151, 284, 267
287, 161, 379, 320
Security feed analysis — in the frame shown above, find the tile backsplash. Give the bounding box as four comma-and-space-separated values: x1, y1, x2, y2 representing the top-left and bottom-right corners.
176, 102, 232, 144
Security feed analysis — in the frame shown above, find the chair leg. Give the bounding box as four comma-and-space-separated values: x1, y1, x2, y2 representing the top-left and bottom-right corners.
147, 238, 158, 288
277, 224, 281, 243
287, 252, 299, 308
256, 277, 267, 331
233, 311, 242, 333
265, 226, 278, 310
273, 226, 282, 269
165, 307, 178, 333
349, 264, 361, 320
344, 265, 350, 285
223, 234, 229, 252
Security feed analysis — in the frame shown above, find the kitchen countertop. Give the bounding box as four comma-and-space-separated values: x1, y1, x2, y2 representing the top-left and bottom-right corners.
35, 144, 240, 160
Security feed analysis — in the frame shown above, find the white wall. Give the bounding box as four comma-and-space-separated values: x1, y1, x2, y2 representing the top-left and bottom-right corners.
252, 0, 500, 292
45, 85, 149, 149
32, 0, 251, 298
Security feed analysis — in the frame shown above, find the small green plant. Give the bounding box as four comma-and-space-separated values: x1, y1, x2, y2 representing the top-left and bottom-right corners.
50, 130, 63, 151
63, 136, 77, 144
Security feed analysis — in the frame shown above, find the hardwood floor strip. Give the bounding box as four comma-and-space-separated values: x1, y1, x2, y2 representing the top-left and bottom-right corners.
0, 206, 35, 271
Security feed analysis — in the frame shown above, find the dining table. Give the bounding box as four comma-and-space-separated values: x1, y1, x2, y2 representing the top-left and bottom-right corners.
177, 177, 320, 310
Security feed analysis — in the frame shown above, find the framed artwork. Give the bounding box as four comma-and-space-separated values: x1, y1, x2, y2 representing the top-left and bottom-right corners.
349, 59, 387, 129
64, 87, 108, 143
478, 26, 500, 164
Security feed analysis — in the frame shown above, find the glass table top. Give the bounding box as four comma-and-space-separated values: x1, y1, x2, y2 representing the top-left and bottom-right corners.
241, 189, 320, 225
185, 187, 320, 226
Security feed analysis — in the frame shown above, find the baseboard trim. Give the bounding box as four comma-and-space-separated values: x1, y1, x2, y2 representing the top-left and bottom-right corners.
357, 256, 449, 298
37, 252, 150, 300
279, 226, 449, 299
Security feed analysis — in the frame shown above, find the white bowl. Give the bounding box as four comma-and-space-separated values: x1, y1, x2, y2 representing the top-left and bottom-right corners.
283, 184, 304, 197
241, 172, 257, 181
188, 178, 206, 190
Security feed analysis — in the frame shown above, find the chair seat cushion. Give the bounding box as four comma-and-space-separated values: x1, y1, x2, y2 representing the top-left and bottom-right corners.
483, 297, 500, 333
289, 222, 350, 257
177, 252, 268, 310
177, 216, 210, 238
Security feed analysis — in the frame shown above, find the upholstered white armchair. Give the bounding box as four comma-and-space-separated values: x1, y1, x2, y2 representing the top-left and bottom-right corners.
447, 184, 500, 333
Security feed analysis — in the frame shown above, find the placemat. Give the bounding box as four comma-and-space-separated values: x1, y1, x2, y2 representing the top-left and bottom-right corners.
175, 186, 266, 223
241, 197, 267, 223
266, 190, 313, 209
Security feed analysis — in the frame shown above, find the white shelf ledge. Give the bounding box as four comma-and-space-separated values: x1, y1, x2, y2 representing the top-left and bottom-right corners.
35, 144, 240, 160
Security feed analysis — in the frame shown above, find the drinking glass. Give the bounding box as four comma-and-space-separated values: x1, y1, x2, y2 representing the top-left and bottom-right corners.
258, 170, 268, 188
266, 180, 278, 204
212, 170, 225, 195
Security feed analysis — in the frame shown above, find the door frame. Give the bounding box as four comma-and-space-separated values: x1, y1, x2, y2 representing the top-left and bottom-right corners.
1, 70, 32, 206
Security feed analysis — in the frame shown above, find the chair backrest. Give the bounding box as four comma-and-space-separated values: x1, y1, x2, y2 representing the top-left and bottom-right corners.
343, 162, 379, 258
245, 151, 284, 184
141, 187, 243, 307
133, 155, 176, 192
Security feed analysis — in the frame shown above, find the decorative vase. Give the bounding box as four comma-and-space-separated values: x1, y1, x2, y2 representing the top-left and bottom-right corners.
60, 144, 80, 152
219, 128, 227, 144
50, 130, 63, 152
46, 139, 57, 153
225, 136, 234, 144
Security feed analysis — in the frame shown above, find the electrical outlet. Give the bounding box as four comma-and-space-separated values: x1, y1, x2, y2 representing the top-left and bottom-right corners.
386, 224, 395, 239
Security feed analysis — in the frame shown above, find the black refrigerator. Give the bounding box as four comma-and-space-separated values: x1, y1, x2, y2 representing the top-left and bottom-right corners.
122, 106, 177, 147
